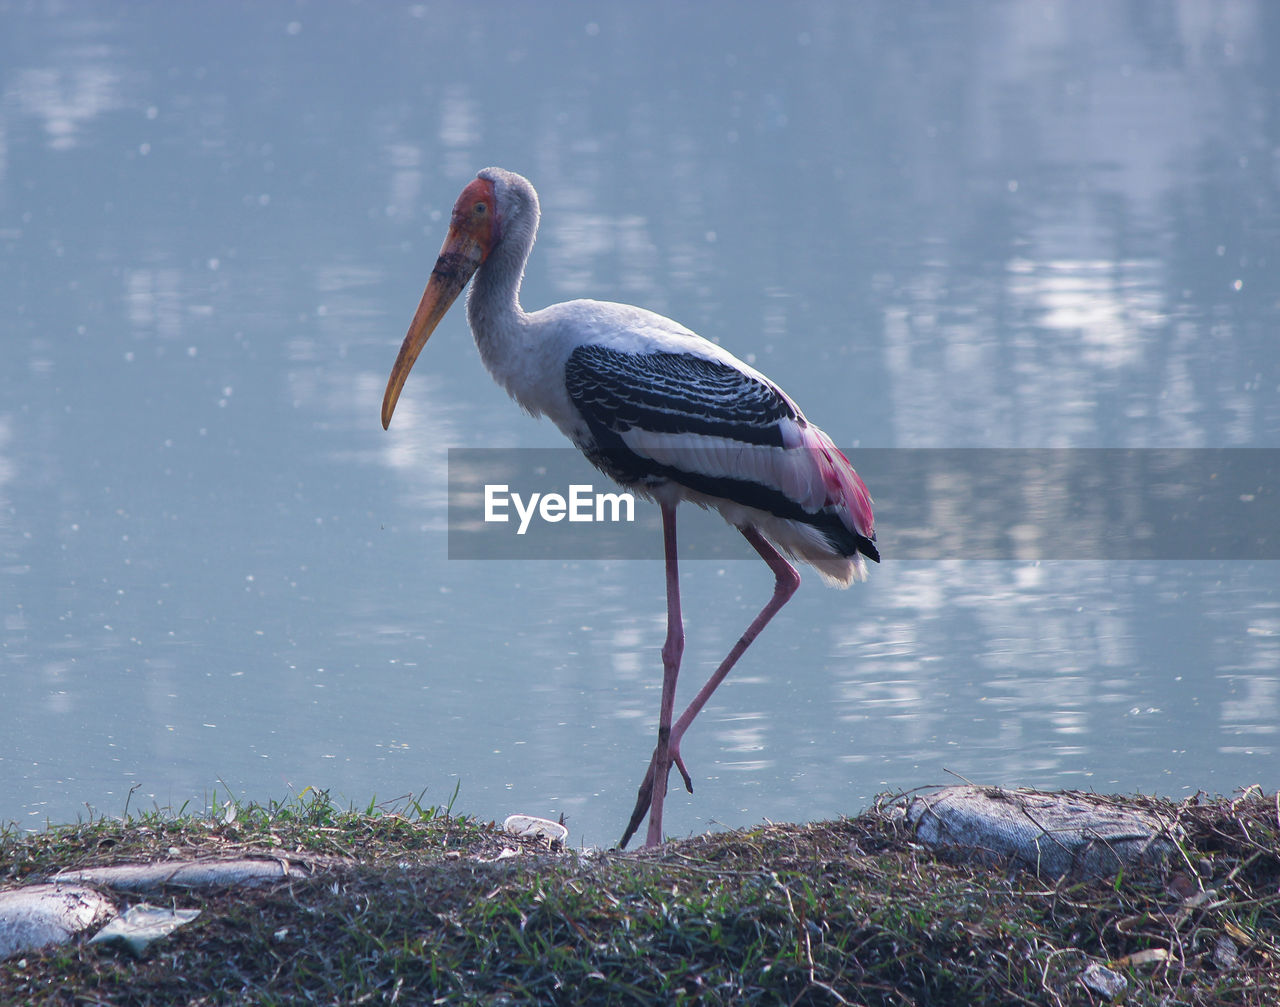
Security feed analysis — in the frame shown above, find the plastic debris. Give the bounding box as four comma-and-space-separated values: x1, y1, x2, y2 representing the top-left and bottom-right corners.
503, 814, 569, 845
89, 903, 201, 957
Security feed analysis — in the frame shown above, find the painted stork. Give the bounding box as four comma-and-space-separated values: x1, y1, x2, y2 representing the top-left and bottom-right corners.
381, 167, 878, 848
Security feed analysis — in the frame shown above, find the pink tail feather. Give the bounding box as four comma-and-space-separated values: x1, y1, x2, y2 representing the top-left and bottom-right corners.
802, 426, 875, 541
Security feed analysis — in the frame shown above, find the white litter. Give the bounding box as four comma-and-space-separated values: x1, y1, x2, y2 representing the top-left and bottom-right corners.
89, 903, 201, 957
502, 815, 569, 845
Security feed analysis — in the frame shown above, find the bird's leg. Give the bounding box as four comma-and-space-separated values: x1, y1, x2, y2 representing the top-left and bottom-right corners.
618, 738, 693, 850
618, 502, 684, 849
666, 527, 800, 779
619, 526, 800, 849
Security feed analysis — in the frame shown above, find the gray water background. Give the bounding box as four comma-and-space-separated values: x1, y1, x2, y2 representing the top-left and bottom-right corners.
2, 2, 1277, 846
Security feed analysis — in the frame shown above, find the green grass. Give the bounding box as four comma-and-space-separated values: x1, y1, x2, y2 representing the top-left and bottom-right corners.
2, 789, 1277, 1005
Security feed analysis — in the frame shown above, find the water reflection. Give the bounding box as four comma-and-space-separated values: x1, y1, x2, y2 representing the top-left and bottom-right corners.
14, 65, 122, 151
0, 1, 1276, 845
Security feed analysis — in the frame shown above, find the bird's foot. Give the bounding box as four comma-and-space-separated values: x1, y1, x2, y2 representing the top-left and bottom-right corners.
617, 759, 654, 849
672, 743, 693, 794
616, 742, 694, 849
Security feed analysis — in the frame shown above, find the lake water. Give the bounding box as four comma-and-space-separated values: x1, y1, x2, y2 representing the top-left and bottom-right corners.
2, 1, 1277, 848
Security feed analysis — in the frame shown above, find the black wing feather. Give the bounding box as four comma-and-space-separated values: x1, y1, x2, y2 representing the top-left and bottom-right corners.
565, 345, 794, 448
564, 345, 872, 561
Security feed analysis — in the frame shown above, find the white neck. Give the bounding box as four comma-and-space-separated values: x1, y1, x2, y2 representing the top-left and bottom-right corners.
466, 218, 532, 340
465, 169, 540, 380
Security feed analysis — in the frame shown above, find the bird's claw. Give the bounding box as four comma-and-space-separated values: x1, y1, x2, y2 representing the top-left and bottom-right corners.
616, 742, 693, 848
673, 748, 693, 794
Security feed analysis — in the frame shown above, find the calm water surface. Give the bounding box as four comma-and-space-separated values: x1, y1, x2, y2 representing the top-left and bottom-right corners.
2, 2, 1277, 847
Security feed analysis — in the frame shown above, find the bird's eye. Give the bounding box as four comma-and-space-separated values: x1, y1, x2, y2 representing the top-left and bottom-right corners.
474, 202, 487, 214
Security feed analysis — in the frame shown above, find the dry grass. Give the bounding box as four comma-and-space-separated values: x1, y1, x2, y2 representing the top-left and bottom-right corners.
1, 787, 1276, 1005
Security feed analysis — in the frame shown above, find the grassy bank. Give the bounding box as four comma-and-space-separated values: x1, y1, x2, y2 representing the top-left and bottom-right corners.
2, 789, 1277, 1005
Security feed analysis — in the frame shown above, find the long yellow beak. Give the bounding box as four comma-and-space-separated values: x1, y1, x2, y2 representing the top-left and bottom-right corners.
381, 227, 487, 429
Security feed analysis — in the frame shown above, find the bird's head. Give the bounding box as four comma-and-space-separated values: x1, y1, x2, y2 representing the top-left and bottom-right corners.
381, 172, 504, 429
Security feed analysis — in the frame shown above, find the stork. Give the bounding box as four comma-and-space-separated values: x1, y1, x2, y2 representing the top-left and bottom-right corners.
382, 167, 878, 848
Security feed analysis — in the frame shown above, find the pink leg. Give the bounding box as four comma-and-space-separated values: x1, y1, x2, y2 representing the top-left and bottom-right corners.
618, 503, 684, 849
617, 524, 800, 849
667, 528, 800, 769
